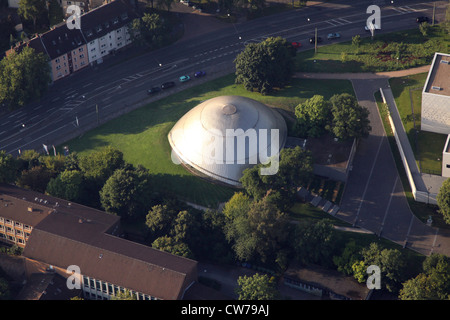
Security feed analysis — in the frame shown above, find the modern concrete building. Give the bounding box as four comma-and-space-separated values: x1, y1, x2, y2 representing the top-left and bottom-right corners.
421, 52, 450, 135
168, 96, 288, 186
0, 184, 198, 300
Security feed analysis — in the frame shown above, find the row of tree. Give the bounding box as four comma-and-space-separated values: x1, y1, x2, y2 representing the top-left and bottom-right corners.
294, 93, 372, 141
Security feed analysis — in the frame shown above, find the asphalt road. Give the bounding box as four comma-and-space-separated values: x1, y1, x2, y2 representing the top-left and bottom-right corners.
0, 0, 442, 155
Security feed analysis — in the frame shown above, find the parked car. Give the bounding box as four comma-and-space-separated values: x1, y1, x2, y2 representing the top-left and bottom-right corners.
309, 36, 322, 44
147, 87, 161, 95
194, 71, 206, 78
291, 41, 302, 48
161, 81, 175, 89
179, 75, 191, 82
365, 24, 380, 31
327, 33, 340, 40
416, 16, 429, 23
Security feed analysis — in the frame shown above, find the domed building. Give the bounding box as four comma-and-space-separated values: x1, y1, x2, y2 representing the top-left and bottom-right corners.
168, 95, 288, 186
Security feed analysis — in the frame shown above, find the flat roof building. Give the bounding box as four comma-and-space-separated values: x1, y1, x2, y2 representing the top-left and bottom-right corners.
421, 52, 450, 135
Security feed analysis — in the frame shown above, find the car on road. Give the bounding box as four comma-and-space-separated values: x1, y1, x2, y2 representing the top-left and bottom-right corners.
161, 81, 175, 89
291, 42, 302, 48
194, 71, 206, 78
365, 24, 380, 31
179, 75, 191, 82
416, 16, 429, 23
327, 33, 340, 40
147, 87, 161, 95
309, 36, 322, 44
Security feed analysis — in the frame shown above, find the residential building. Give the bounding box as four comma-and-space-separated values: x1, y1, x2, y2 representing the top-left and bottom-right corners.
40, 23, 89, 81
80, 0, 137, 65
0, 183, 198, 300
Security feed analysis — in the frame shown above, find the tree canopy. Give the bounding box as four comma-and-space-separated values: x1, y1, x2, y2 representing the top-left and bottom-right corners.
437, 178, 450, 224
0, 46, 51, 110
234, 37, 296, 95
328, 93, 371, 141
399, 253, 450, 300
236, 273, 279, 300
294, 95, 331, 138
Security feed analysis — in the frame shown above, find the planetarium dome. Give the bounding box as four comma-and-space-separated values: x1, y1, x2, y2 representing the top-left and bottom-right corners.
168, 95, 288, 186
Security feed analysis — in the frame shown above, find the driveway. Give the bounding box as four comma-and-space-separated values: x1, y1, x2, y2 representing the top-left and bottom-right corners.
295, 68, 450, 257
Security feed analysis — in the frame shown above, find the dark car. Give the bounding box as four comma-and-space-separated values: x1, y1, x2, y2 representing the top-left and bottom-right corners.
147, 87, 161, 94
194, 71, 206, 78
309, 36, 322, 44
161, 81, 175, 89
416, 16, 429, 23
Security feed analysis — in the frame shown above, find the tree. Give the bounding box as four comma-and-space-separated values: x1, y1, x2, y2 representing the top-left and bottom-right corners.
48, 0, 64, 27
234, 37, 295, 95
236, 273, 279, 300
152, 235, 194, 258
352, 242, 406, 293
419, 21, 430, 37
0, 46, 51, 110
222, 192, 253, 220
294, 95, 331, 138
225, 196, 292, 267
240, 146, 313, 208
0, 151, 19, 183
78, 146, 125, 187
46, 170, 84, 202
100, 166, 152, 219
333, 239, 363, 275
18, 0, 46, 29
129, 13, 168, 48
328, 93, 371, 141
145, 204, 179, 239
399, 254, 450, 300
352, 35, 361, 54
293, 219, 337, 267
437, 178, 450, 224
16, 165, 54, 193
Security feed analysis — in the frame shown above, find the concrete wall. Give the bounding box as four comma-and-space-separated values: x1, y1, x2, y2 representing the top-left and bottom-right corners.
381, 88, 438, 205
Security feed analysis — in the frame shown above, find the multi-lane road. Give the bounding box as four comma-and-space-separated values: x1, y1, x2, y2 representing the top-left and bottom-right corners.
0, 0, 443, 155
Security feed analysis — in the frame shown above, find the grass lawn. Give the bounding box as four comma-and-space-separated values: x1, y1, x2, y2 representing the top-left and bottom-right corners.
63, 73, 354, 207
389, 73, 448, 175
295, 25, 449, 73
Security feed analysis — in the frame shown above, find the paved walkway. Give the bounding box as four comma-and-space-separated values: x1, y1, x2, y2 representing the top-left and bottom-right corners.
295, 66, 450, 257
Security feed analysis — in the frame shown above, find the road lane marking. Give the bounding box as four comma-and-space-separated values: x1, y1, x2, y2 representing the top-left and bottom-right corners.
353, 135, 384, 227
379, 176, 398, 236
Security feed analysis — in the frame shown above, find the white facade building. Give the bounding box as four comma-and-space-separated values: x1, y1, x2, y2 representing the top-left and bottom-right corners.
421, 52, 450, 134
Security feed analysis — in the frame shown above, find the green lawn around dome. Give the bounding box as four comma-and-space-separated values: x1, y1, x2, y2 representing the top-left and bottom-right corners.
63, 73, 354, 207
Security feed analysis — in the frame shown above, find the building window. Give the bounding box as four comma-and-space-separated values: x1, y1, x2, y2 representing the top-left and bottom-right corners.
446, 164, 450, 169
79, 47, 84, 52
80, 54, 85, 59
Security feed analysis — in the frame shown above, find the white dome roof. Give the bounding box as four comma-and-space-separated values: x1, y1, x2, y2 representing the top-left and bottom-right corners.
168, 96, 288, 186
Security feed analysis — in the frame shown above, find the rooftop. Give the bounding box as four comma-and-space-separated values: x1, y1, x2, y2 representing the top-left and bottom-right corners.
0, 183, 198, 300
424, 52, 450, 97
80, 0, 138, 42
40, 23, 86, 59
